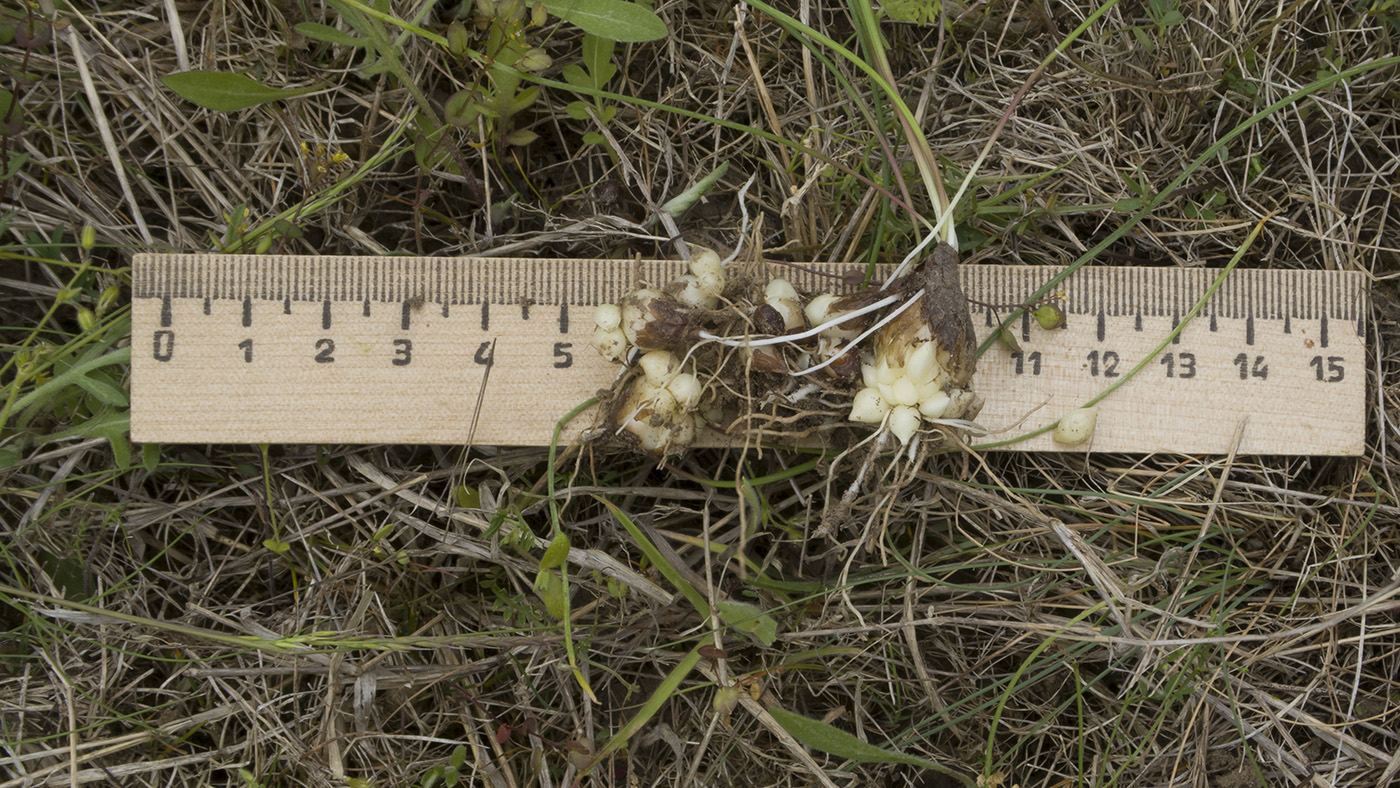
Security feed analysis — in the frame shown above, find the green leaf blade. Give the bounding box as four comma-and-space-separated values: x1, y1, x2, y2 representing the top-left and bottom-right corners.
716, 600, 778, 646
543, 0, 668, 42
295, 22, 366, 47
767, 707, 975, 785
162, 71, 317, 112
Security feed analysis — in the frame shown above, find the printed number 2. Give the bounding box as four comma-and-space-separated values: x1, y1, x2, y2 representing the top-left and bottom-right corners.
1087, 350, 1120, 377
315, 338, 335, 363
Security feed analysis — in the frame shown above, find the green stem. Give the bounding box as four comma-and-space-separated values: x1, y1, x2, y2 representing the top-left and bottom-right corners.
973, 213, 1268, 449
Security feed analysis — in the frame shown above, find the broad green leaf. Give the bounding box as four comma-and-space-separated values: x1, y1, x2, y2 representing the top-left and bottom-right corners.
508, 86, 541, 115
561, 65, 591, 89
540, 532, 571, 571
564, 101, 591, 121
716, 599, 778, 646
82, 407, 131, 468
295, 22, 366, 47
13, 346, 130, 416
141, 443, 160, 473
74, 372, 128, 407
162, 71, 317, 112
767, 707, 975, 784
659, 161, 729, 216
455, 485, 481, 509
534, 569, 568, 619
583, 33, 617, 85
543, 0, 668, 42
444, 89, 482, 127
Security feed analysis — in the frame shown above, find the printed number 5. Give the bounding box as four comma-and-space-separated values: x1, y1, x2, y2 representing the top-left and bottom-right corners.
553, 342, 573, 368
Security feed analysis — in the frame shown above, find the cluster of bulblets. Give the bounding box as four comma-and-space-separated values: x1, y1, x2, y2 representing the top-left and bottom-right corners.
590, 247, 984, 457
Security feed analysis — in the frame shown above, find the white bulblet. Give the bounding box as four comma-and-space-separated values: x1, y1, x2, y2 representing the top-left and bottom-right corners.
638, 350, 677, 383
689, 247, 724, 282
890, 378, 919, 407
904, 341, 938, 385
849, 387, 890, 423
667, 372, 702, 409
876, 358, 900, 386
918, 391, 951, 419
804, 293, 837, 326
648, 387, 678, 417
764, 278, 800, 303
769, 298, 806, 330
671, 274, 718, 310
669, 414, 697, 447
594, 303, 621, 332
698, 272, 725, 297
861, 362, 878, 389
621, 289, 665, 344
1054, 406, 1098, 446
592, 326, 627, 361
632, 422, 671, 454
889, 406, 921, 445
914, 378, 942, 402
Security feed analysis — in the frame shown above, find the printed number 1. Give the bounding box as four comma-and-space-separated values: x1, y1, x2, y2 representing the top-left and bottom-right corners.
1160, 352, 1195, 378
238, 338, 253, 363
1310, 355, 1344, 382
1234, 353, 1267, 380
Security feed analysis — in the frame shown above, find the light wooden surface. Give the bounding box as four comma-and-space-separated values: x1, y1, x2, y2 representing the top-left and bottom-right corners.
131, 255, 1367, 454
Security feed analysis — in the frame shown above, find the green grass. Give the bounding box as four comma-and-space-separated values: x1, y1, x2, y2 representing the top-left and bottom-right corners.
4, 0, 1400, 786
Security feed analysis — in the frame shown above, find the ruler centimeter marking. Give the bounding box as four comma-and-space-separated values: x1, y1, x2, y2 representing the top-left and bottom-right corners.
130, 255, 1367, 454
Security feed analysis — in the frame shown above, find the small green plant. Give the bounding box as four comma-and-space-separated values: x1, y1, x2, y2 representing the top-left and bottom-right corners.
0, 6, 49, 205
562, 33, 619, 154
443, 0, 551, 152
419, 745, 468, 788
0, 228, 132, 469
879, 0, 940, 25
1127, 0, 1185, 54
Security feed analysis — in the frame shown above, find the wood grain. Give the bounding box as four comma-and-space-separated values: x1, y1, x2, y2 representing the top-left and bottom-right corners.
131, 255, 1366, 454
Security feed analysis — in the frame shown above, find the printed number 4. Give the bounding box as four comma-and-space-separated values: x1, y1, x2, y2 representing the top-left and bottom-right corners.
1234, 354, 1267, 380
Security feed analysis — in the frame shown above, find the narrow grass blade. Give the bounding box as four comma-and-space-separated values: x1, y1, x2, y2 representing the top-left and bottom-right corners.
585, 646, 702, 771
597, 497, 710, 617
767, 706, 975, 786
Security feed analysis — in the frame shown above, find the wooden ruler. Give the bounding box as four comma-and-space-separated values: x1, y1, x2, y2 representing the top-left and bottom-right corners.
130, 254, 1367, 454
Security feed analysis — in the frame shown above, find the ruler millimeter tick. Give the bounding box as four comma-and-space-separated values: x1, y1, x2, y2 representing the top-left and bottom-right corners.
130, 254, 1366, 454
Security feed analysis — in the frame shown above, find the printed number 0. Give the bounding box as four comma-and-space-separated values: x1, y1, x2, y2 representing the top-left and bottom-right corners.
152, 330, 175, 362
